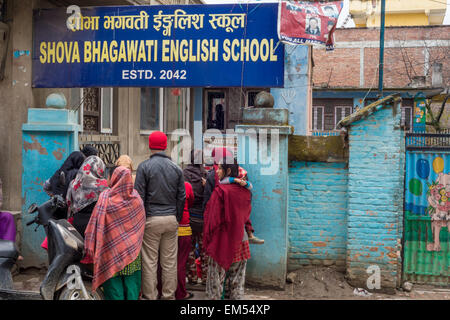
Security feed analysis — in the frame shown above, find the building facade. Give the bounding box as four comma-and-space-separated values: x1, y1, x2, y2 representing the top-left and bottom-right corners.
311, 25, 450, 136
349, 0, 447, 27
0, 0, 210, 213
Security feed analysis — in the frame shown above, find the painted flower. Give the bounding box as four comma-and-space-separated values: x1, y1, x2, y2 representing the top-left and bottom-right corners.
435, 194, 441, 201
431, 189, 439, 197
440, 189, 447, 196
438, 184, 444, 189
97, 168, 104, 177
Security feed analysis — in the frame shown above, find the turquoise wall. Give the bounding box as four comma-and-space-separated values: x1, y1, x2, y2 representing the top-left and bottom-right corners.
21, 109, 81, 268
288, 161, 348, 271
346, 103, 405, 290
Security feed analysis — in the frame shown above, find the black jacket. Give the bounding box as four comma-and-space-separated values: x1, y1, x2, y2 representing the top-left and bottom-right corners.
183, 165, 206, 217
135, 152, 185, 222
202, 169, 216, 211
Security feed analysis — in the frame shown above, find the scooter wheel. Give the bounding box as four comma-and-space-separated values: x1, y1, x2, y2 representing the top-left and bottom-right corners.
55, 281, 104, 300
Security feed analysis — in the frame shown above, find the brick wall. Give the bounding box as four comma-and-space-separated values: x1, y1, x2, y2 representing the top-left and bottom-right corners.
313, 25, 450, 89
346, 103, 405, 292
288, 161, 348, 271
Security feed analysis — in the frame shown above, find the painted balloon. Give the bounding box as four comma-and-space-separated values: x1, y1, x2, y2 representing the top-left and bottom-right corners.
416, 159, 430, 179
433, 157, 444, 173
409, 178, 422, 196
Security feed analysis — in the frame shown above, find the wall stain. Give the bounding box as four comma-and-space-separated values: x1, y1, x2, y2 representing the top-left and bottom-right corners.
52, 147, 65, 161
310, 241, 327, 247
23, 136, 48, 155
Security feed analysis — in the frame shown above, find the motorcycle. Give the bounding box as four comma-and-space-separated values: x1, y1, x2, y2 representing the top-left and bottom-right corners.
0, 193, 104, 300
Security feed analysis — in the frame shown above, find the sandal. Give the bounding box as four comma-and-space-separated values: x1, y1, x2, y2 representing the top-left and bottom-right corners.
183, 292, 194, 300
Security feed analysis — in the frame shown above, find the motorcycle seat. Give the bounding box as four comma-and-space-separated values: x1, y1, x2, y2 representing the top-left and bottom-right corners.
0, 239, 18, 259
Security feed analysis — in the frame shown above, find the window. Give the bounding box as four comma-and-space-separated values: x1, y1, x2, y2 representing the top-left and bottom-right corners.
205, 90, 226, 131
140, 88, 163, 133
71, 88, 115, 134
335, 106, 352, 129
100, 88, 113, 133
164, 88, 189, 133
246, 89, 270, 108
312, 106, 324, 131
402, 106, 413, 132
312, 99, 353, 132
81, 88, 100, 133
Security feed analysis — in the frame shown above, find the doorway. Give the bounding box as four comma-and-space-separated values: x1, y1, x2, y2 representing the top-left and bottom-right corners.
204, 89, 227, 131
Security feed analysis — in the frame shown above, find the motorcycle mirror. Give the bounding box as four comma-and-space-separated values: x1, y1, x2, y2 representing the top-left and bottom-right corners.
53, 194, 66, 209
28, 203, 38, 214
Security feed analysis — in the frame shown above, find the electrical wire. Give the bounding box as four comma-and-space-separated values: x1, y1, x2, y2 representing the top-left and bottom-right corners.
361, 64, 380, 105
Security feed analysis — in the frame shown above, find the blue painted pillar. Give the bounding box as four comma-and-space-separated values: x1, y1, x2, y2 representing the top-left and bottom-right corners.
236, 121, 292, 289
271, 44, 310, 135
21, 108, 81, 268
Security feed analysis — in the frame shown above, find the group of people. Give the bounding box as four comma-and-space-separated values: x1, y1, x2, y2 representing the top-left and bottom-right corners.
38, 130, 264, 300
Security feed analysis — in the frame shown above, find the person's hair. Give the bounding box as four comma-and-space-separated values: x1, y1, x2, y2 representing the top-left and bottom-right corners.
220, 159, 239, 178
81, 145, 98, 157
309, 17, 318, 23
327, 20, 335, 26
324, 6, 333, 11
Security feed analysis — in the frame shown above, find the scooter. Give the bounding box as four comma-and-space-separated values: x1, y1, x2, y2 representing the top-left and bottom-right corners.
0, 194, 104, 300
28, 195, 104, 300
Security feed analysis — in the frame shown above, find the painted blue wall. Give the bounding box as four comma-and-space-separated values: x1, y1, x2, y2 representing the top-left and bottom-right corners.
236, 125, 291, 289
21, 109, 81, 268
346, 103, 405, 290
271, 44, 310, 135
288, 161, 348, 271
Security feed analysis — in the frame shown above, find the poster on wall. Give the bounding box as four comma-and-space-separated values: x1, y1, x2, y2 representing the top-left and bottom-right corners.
277, 0, 343, 50
32, 3, 284, 88
413, 92, 427, 133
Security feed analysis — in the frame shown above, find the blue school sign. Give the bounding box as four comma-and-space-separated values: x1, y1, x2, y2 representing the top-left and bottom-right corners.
32, 3, 284, 88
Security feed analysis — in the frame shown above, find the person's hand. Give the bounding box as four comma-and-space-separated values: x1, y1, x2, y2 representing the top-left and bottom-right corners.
201, 178, 206, 186
234, 178, 247, 187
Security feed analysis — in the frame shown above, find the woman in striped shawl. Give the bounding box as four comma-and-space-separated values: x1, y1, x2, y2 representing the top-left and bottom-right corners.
84, 165, 146, 300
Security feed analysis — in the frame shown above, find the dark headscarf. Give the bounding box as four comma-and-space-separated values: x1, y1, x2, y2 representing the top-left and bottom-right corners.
81, 145, 98, 157
49, 151, 86, 197
184, 150, 206, 226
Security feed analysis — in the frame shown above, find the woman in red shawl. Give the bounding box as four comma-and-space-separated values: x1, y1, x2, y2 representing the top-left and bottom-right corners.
84, 165, 146, 300
203, 160, 252, 300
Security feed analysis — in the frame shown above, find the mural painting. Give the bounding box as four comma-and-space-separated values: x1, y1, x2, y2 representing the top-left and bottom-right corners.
404, 152, 450, 283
